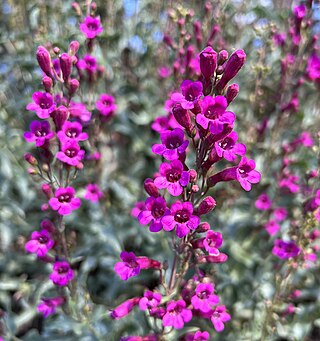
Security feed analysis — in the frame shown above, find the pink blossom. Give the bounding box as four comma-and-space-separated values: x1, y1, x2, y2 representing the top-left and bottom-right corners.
210, 305, 231, 332
56, 140, 85, 166
273, 207, 287, 221
214, 131, 246, 161
162, 300, 192, 329
203, 230, 223, 256
26, 92, 56, 119
255, 193, 272, 211
79, 16, 103, 39
50, 261, 74, 286
69, 101, 92, 122
131, 201, 146, 218
25, 229, 54, 257
77, 55, 97, 74
84, 184, 104, 202
49, 187, 81, 215
171, 80, 203, 110
306, 54, 320, 82
24, 121, 55, 147
96, 93, 117, 118
272, 239, 301, 259
139, 291, 162, 310
37, 297, 65, 317
111, 297, 140, 319
264, 220, 280, 236
191, 283, 219, 313
57, 121, 88, 143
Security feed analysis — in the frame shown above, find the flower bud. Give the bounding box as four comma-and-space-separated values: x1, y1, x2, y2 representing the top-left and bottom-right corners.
60, 53, 73, 82
42, 76, 53, 92
111, 297, 140, 320
24, 153, 38, 166
172, 104, 192, 131
144, 178, 160, 197
72, 2, 82, 15
197, 196, 217, 215
216, 50, 246, 92
197, 253, 228, 264
53, 47, 60, 55
68, 79, 80, 97
41, 219, 56, 233
163, 34, 174, 48
42, 184, 53, 199
189, 169, 197, 182
207, 24, 220, 45
218, 50, 228, 65
41, 203, 49, 211
36, 46, 52, 77
226, 83, 239, 104
69, 40, 80, 55
51, 105, 69, 131
200, 46, 217, 79
196, 222, 210, 233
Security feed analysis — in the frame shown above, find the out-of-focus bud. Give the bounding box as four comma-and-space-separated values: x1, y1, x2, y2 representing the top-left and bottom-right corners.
42, 76, 53, 92
53, 47, 60, 55
72, 2, 81, 15
24, 153, 38, 166
41, 203, 49, 211
76, 162, 84, 170
69, 40, 80, 55
200, 46, 217, 79
42, 184, 53, 199
51, 105, 69, 131
196, 196, 216, 215
36, 46, 52, 77
226, 83, 239, 103
207, 24, 220, 46
172, 103, 192, 131
189, 169, 197, 182
60, 53, 73, 82
91, 2, 97, 11
196, 222, 210, 233
186, 45, 194, 65
163, 34, 174, 48
216, 50, 246, 92
41, 219, 56, 233
144, 178, 160, 197
218, 50, 228, 65
68, 79, 80, 97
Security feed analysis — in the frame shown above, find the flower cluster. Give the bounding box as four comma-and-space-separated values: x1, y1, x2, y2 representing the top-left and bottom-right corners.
113, 43, 260, 339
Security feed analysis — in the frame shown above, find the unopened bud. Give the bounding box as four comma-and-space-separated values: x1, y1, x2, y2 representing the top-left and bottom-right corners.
196, 196, 216, 215
42, 76, 53, 92
42, 184, 53, 199
218, 50, 228, 65
226, 83, 239, 103
196, 222, 210, 233
24, 153, 38, 166
36, 46, 52, 77
172, 104, 192, 131
53, 47, 60, 55
60, 53, 73, 82
144, 178, 160, 197
200, 46, 217, 79
68, 79, 80, 96
51, 105, 68, 131
189, 169, 197, 182
69, 40, 80, 55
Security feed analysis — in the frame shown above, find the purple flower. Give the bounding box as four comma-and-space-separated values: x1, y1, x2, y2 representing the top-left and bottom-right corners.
24, 121, 54, 147
57, 121, 88, 143
255, 193, 272, 211
77, 55, 97, 74
279, 173, 299, 193
214, 131, 246, 161
79, 16, 103, 39
26, 92, 56, 119
192, 331, 210, 341
152, 128, 189, 160
111, 297, 140, 320
162, 201, 200, 238
272, 239, 301, 259
162, 300, 192, 329
236, 157, 261, 191
37, 297, 65, 318
50, 261, 74, 286
96, 93, 117, 118
114, 251, 141, 280
196, 96, 235, 134
56, 140, 85, 166
171, 80, 203, 110
154, 160, 190, 196
293, 5, 306, 21
203, 230, 223, 256
273, 207, 287, 222
210, 305, 231, 332
306, 54, 320, 82
131, 201, 146, 218
273, 33, 286, 47
191, 283, 219, 313
139, 291, 162, 311
138, 197, 169, 232
25, 229, 54, 257
49, 187, 81, 215
69, 101, 92, 122
84, 184, 104, 202
264, 220, 280, 236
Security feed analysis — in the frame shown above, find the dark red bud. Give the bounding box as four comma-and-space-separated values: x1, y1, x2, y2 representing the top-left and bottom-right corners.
144, 178, 160, 197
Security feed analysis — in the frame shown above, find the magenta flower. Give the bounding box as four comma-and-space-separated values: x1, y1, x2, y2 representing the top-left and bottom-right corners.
138, 197, 169, 232
192, 331, 210, 341
171, 80, 203, 110
84, 184, 104, 202
273, 207, 287, 222
162, 300, 192, 329
203, 230, 223, 256
255, 193, 272, 211
196, 96, 235, 134
264, 220, 280, 236
24, 121, 54, 147
236, 157, 261, 191
37, 297, 65, 318
131, 201, 146, 218
114, 251, 140, 280
293, 4, 306, 21
154, 160, 190, 196
96, 93, 117, 118
272, 240, 301, 259
279, 173, 299, 193
77, 55, 97, 73
273, 33, 286, 47
139, 291, 162, 311
26, 92, 56, 119
191, 283, 219, 313
50, 261, 74, 286
56, 141, 85, 166
306, 54, 320, 82
25, 229, 54, 257
152, 128, 189, 160
111, 297, 140, 320
69, 101, 92, 122
158, 66, 171, 78
210, 305, 231, 332
57, 121, 88, 143
49, 187, 81, 215
162, 201, 200, 238
79, 16, 103, 39
151, 116, 171, 133
214, 131, 246, 161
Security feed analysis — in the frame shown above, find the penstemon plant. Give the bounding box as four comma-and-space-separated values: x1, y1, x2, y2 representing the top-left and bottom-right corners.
112, 45, 261, 340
